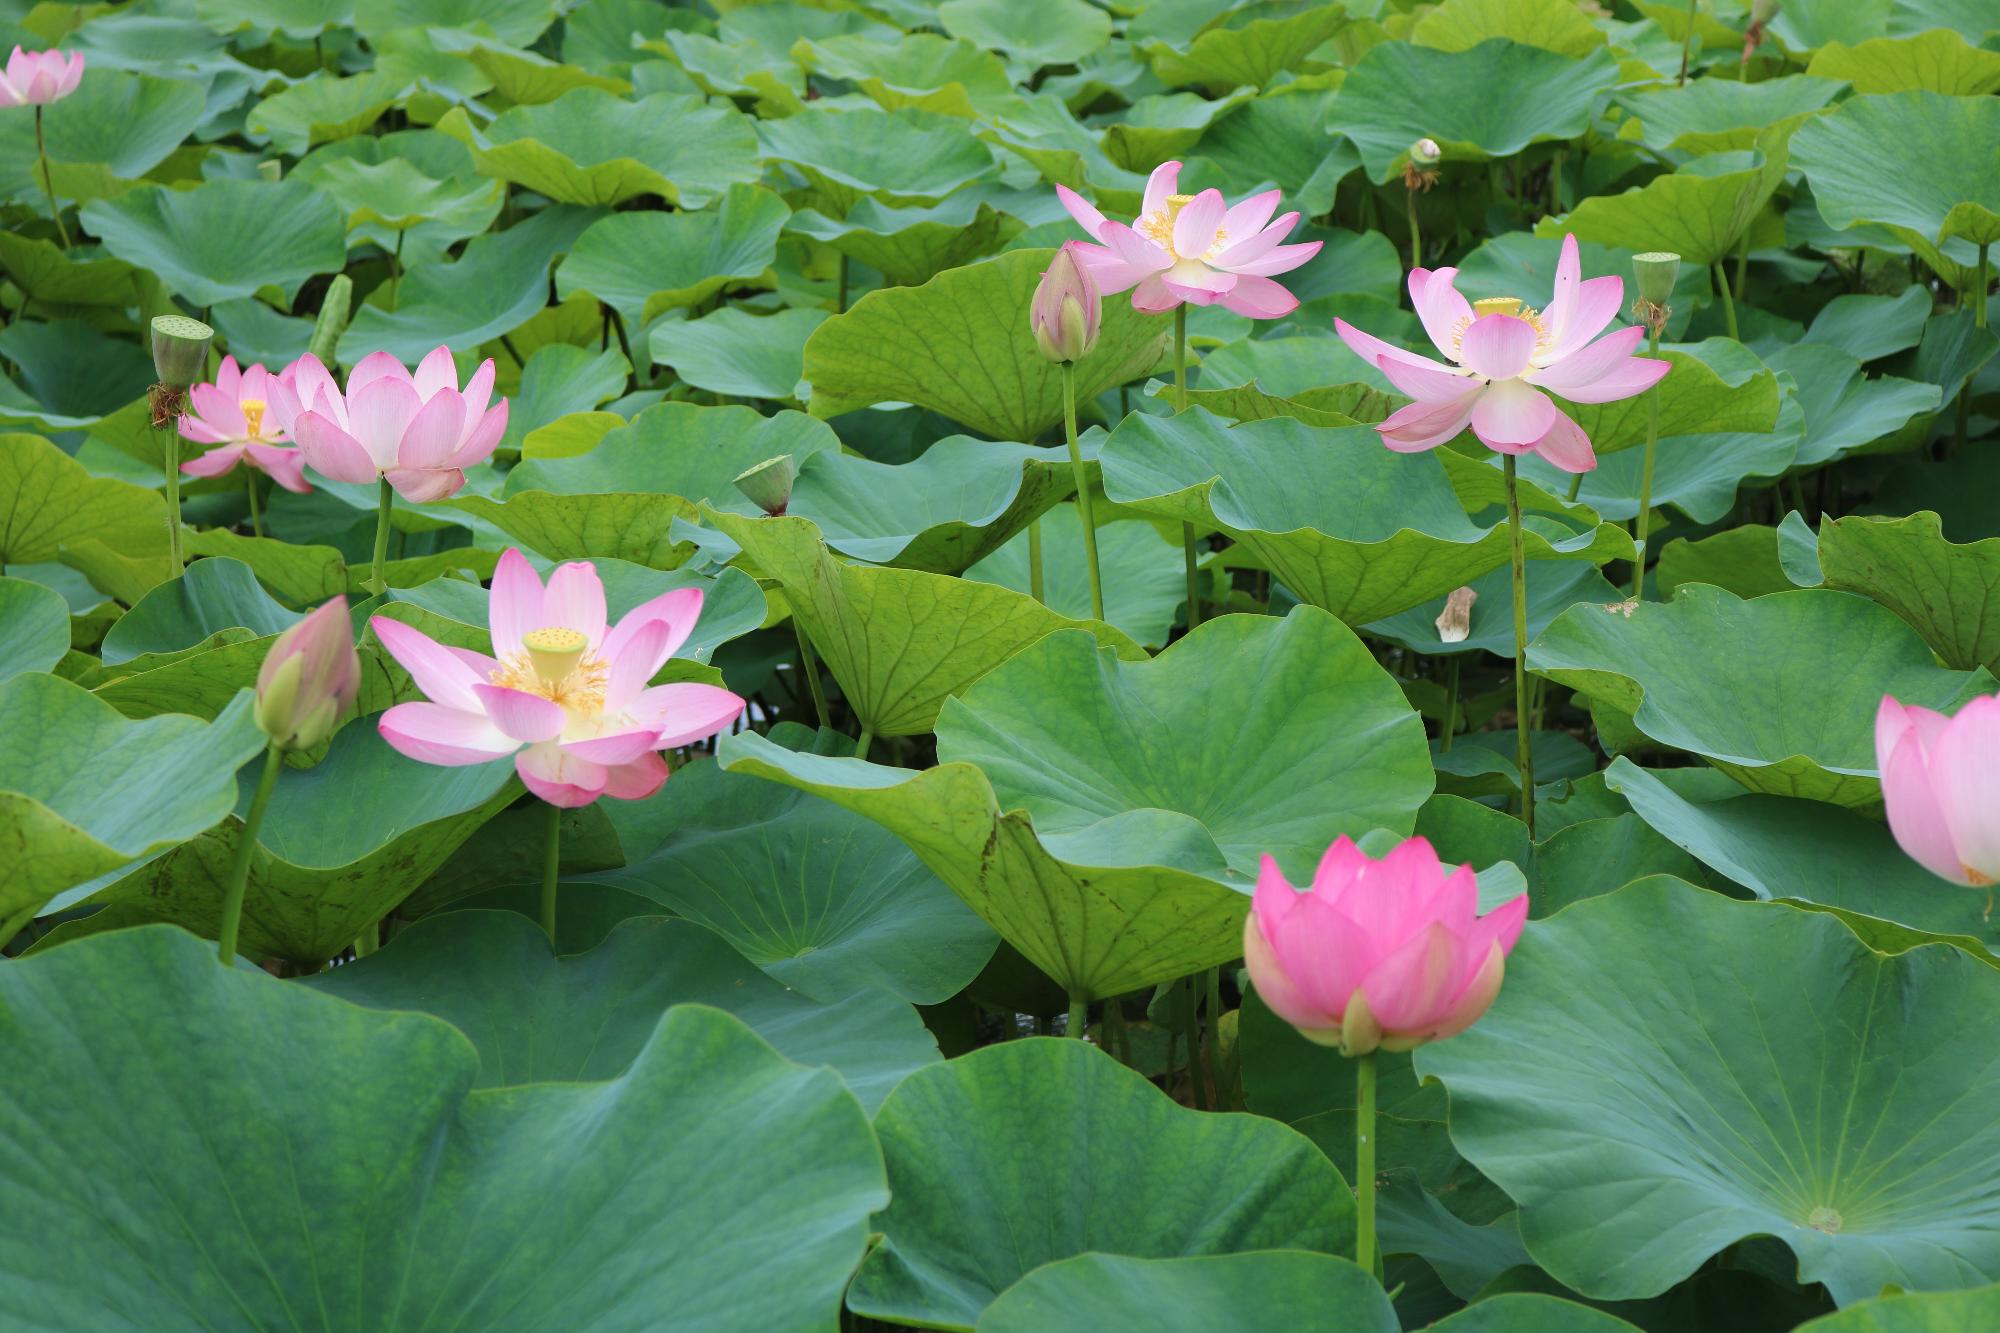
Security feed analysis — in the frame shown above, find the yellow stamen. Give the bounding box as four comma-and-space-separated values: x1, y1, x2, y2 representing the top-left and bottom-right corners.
1136, 192, 1227, 259
1472, 297, 1524, 317
1451, 301, 1551, 363
492, 626, 609, 715
240, 397, 267, 438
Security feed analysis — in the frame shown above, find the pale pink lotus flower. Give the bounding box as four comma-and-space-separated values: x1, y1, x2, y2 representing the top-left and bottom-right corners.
0, 47, 83, 106
1334, 234, 1670, 473
1056, 161, 1321, 318
291, 345, 507, 503
1875, 694, 2000, 889
1243, 834, 1528, 1055
178, 356, 311, 493
372, 549, 745, 807
255, 597, 360, 752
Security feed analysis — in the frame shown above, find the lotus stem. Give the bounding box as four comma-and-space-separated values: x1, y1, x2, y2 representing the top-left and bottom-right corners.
1068, 992, 1087, 1040
217, 743, 284, 966
855, 726, 873, 760
1632, 323, 1663, 598
539, 798, 560, 945
244, 469, 262, 539
794, 619, 830, 729
1174, 305, 1202, 629
1504, 456, 1536, 837
1062, 361, 1105, 621
1355, 1049, 1378, 1277
1733, 237, 1748, 301
1204, 966, 1223, 1103
1564, 473, 1583, 503
1678, 0, 1696, 84
837, 253, 849, 314
388, 228, 404, 309
1440, 655, 1460, 753
34, 106, 69, 252
368, 476, 394, 595
1027, 519, 1045, 603
1713, 262, 1738, 340
1404, 186, 1421, 272
163, 434, 183, 568
1977, 243, 1990, 329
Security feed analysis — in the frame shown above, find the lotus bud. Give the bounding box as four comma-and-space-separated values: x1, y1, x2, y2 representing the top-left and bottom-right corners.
1031, 241, 1101, 365
734, 455, 797, 516
1632, 251, 1680, 334
1405, 138, 1443, 192
1435, 586, 1477, 643
1875, 694, 2000, 902
255, 598, 360, 752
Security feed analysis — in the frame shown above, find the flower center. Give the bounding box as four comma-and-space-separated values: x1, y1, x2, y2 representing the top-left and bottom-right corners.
1136, 192, 1226, 259
240, 398, 267, 438
492, 626, 608, 715
1450, 300, 1552, 366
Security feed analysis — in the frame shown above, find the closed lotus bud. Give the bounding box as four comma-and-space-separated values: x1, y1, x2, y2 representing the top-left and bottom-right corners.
256, 598, 360, 752
150, 315, 213, 389
1876, 694, 2000, 891
1243, 835, 1527, 1056
1435, 586, 1477, 643
734, 454, 796, 516
1031, 241, 1101, 364
1633, 252, 1681, 309
1411, 138, 1442, 166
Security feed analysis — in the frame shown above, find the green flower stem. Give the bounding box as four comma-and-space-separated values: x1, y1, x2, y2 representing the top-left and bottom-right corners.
1027, 519, 1045, 603
1062, 361, 1105, 621
244, 468, 263, 539
217, 743, 284, 967
794, 618, 830, 729
368, 476, 394, 595
388, 228, 405, 309
1068, 992, 1087, 1040
1713, 262, 1738, 341
1204, 966, 1223, 1104
1978, 243, 1991, 329
1564, 472, 1584, 503
34, 106, 69, 252
1440, 655, 1460, 753
163, 433, 183, 568
1733, 238, 1749, 302
1404, 186, 1421, 272
1504, 455, 1536, 837
1677, 0, 1696, 84
1355, 1049, 1378, 1277
539, 799, 561, 945
855, 726, 873, 760
1174, 306, 1202, 629
1632, 322, 1663, 599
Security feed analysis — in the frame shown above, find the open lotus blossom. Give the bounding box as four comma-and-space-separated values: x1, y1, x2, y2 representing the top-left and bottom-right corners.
0, 46, 82, 106
372, 549, 745, 807
1056, 161, 1321, 318
292, 345, 507, 502
1334, 234, 1670, 473
1876, 694, 2000, 890
1244, 834, 1528, 1055
178, 356, 311, 493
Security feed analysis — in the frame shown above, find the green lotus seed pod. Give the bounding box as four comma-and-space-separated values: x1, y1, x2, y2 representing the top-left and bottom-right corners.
1633, 252, 1681, 308
150, 315, 213, 388
734, 455, 797, 516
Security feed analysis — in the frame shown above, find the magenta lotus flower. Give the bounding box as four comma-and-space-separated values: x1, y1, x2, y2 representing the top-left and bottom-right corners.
1243, 835, 1528, 1055
372, 549, 745, 807
255, 597, 360, 752
1056, 161, 1321, 318
0, 47, 82, 106
292, 345, 507, 503
1334, 234, 1670, 473
177, 356, 311, 494
1876, 694, 2000, 889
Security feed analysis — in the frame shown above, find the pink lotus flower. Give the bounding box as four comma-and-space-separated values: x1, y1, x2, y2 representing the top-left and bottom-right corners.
372, 549, 745, 807
178, 356, 311, 494
1243, 835, 1528, 1055
292, 345, 507, 503
1876, 694, 2000, 889
1334, 234, 1670, 473
1056, 161, 1321, 318
1031, 241, 1101, 364
0, 47, 83, 106
255, 597, 360, 752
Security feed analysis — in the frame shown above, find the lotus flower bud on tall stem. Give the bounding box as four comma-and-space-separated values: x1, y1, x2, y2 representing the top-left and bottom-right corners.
1030, 242, 1101, 366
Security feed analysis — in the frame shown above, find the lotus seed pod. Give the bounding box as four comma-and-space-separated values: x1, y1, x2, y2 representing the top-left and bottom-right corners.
1633, 252, 1682, 308
734, 455, 797, 516
1411, 138, 1442, 166
150, 315, 213, 388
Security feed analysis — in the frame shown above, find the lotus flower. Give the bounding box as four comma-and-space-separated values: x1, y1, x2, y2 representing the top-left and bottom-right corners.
292, 345, 507, 502
0, 47, 82, 106
178, 356, 311, 493
1876, 694, 2000, 889
1056, 161, 1321, 318
1334, 234, 1671, 473
372, 549, 745, 807
1031, 241, 1101, 364
255, 598, 360, 752
1243, 835, 1528, 1055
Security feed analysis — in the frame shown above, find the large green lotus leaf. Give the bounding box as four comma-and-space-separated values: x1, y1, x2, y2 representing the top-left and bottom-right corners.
641, 29, 805, 108
339, 205, 595, 365
0, 232, 143, 307
555, 182, 788, 328
80, 180, 347, 308
1806, 29, 2000, 95
306, 911, 937, 1112
1330, 39, 1620, 182
1604, 759, 2000, 963
1410, 0, 1607, 57
0, 576, 68, 684
355, 0, 559, 44
976, 1253, 1395, 1333
1656, 523, 1797, 600
708, 511, 1144, 737
501, 342, 630, 453
428, 29, 631, 104
301, 154, 504, 239
1431, 1295, 1643, 1332
1547, 344, 1782, 459
181, 529, 349, 605
1527, 396, 1805, 525
1616, 76, 1842, 155
757, 105, 999, 211
1804, 288, 1933, 363
651, 307, 827, 401
1796, 1285, 2000, 1331
1792, 91, 2000, 259
0, 677, 262, 927
1098, 411, 1632, 624
445, 491, 701, 568
436, 89, 760, 208
1816, 513, 2000, 673
1540, 136, 1791, 267
1766, 343, 1941, 467
195, 0, 354, 37
792, 33, 1012, 118
0, 67, 203, 204
507, 401, 839, 510
1529, 585, 1994, 806
0, 319, 150, 420
1417, 877, 2000, 1305
1144, 4, 1348, 94
939, 0, 1110, 68
244, 71, 403, 157
974, 91, 1152, 213
582, 731, 996, 1005
99, 557, 297, 666
0, 926, 886, 1330
1096, 90, 1251, 173
0, 434, 168, 591
803, 248, 1170, 442
787, 190, 1024, 288
966, 506, 1187, 650
848, 1038, 1355, 1330
1366, 560, 1624, 658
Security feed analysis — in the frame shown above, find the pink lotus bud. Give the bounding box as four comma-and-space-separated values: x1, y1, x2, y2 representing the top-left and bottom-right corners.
256, 598, 360, 751
0, 46, 84, 107
1876, 694, 2000, 888
1243, 835, 1528, 1056
1031, 241, 1101, 364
